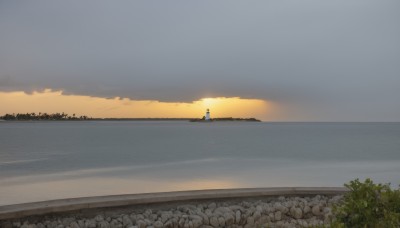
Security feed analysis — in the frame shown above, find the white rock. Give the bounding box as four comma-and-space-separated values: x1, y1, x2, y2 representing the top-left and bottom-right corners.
253, 211, 261, 221
274, 202, 289, 214
122, 215, 132, 226
312, 205, 321, 216
178, 218, 185, 227
161, 213, 171, 223
143, 209, 152, 217
229, 205, 245, 211
214, 207, 232, 215
208, 203, 217, 210
191, 219, 203, 228
268, 213, 275, 222
98, 221, 110, 228
242, 201, 252, 208
153, 221, 163, 228
303, 205, 311, 214
248, 206, 256, 215
77, 220, 85, 228
263, 205, 271, 213
246, 217, 254, 226
196, 211, 209, 225
85, 219, 97, 228
95, 215, 104, 222
209, 216, 219, 228
204, 209, 213, 217
218, 217, 225, 227
235, 210, 241, 224
189, 215, 202, 221
163, 220, 173, 228
149, 214, 158, 222
298, 220, 308, 227
282, 201, 292, 208
61, 218, 75, 227
136, 220, 147, 228
109, 220, 121, 228
143, 219, 151, 225
224, 212, 235, 225
274, 211, 282, 221
69, 222, 80, 228
290, 207, 303, 219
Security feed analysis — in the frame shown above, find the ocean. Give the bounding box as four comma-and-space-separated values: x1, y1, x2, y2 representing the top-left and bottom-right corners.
0, 121, 399, 206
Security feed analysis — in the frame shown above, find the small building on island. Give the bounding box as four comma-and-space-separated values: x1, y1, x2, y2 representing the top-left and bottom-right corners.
205, 109, 211, 121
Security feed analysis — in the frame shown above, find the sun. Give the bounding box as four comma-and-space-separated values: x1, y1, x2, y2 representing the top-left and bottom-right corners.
201, 98, 220, 108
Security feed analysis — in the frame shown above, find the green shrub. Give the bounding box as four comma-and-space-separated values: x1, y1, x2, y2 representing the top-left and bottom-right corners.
332, 178, 400, 228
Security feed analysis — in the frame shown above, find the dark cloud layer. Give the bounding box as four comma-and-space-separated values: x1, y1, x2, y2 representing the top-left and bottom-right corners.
0, 0, 399, 120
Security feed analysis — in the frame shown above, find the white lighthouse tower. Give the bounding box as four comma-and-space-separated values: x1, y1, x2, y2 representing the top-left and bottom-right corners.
205, 109, 211, 121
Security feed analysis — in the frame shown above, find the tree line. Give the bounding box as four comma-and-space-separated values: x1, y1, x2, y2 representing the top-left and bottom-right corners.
0, 112, 91, 121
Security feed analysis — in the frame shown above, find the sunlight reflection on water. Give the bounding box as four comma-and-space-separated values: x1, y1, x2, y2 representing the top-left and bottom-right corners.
1, 158, 399, 205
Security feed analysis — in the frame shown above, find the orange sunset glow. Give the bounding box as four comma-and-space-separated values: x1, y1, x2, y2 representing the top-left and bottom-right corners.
0, 90, 272, 120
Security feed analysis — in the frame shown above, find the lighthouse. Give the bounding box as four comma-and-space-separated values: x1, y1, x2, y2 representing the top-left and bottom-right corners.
205, 109, 211, 121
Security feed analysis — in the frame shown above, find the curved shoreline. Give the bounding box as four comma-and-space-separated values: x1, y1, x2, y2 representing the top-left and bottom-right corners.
0, 187, 348, 220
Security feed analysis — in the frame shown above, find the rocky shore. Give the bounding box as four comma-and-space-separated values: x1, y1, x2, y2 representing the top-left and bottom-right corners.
3, 195, 343, 228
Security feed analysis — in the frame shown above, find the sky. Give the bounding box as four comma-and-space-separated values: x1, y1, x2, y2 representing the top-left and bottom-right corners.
0, 0, 399, 121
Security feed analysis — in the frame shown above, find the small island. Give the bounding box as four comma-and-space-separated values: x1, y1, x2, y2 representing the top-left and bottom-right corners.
189, 117, 261, 122
189, 109, 261, 122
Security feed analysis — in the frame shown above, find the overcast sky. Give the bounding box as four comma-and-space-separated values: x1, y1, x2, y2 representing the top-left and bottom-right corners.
0, 1, 399, 121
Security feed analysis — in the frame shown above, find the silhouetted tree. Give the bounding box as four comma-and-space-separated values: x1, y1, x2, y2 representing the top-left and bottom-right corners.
0, 112, 92, 121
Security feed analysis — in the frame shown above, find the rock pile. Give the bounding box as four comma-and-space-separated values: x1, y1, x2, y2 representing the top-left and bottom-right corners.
6, 195, 343, 228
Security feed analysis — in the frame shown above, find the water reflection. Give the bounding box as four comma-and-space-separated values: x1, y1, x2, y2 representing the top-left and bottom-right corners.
1, 158, 399, 206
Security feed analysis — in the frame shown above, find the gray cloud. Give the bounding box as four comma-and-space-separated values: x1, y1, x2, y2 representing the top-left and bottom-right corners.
0, 0, 399, 120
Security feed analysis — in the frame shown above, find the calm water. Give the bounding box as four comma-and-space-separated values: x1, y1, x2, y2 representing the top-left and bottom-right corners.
1, 121, 399, 205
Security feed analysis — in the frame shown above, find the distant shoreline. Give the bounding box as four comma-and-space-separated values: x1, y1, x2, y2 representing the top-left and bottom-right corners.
0, 114, 262, 122
0, 118, 262, 122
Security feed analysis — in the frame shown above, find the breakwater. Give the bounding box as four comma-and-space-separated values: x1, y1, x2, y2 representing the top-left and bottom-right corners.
0, 188, 347, 228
